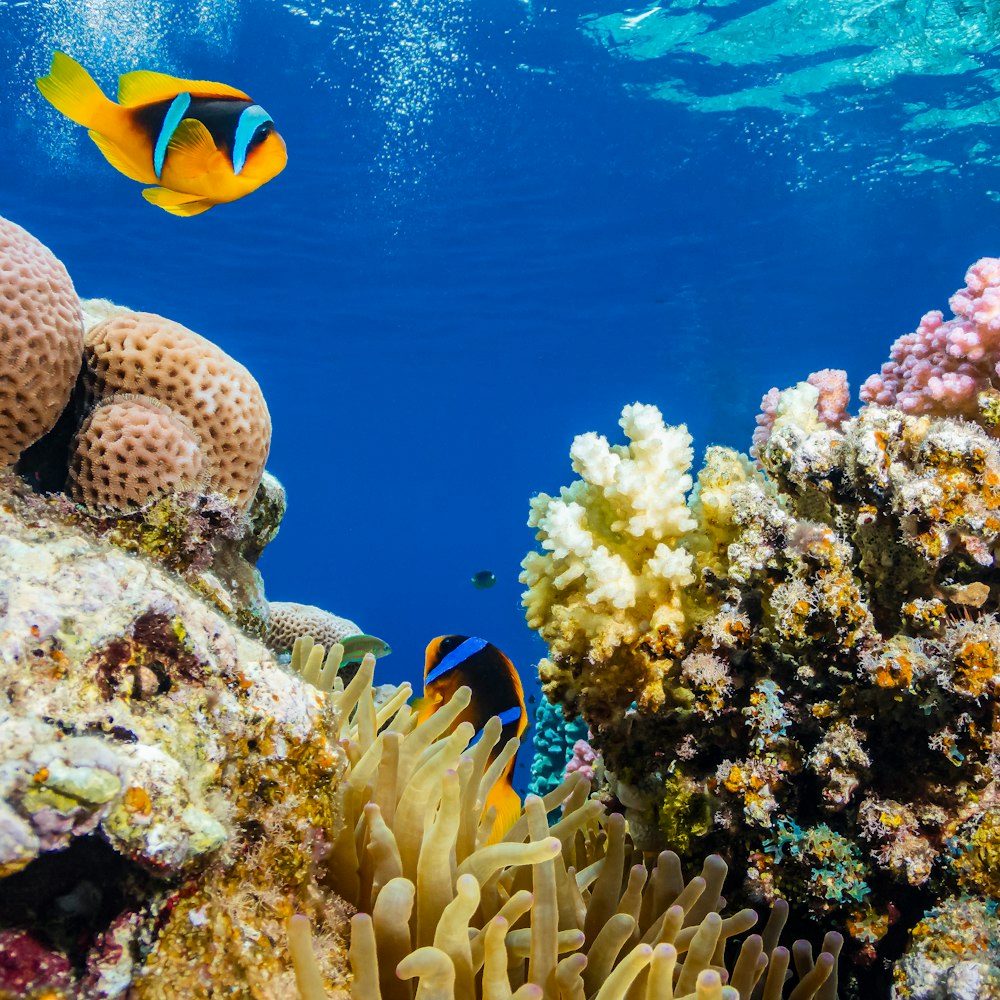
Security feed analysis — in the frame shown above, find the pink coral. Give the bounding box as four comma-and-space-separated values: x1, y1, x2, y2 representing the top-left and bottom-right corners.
751, 369, 850, 458
861, 258, 1000, 416
809, 368, 851, 427
565, 738, 597, 782
751, 387, 781, 459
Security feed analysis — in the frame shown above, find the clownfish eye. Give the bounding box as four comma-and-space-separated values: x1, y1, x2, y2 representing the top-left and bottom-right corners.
251, 121, 273, 145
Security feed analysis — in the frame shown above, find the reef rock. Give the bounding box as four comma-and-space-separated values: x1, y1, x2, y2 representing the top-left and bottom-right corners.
0, 473, 350, 998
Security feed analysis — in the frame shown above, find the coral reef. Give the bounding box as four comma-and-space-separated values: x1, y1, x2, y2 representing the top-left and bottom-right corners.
521, 261, 1000, 992
0, 475, 352, 997
288, 639, 843, 1000
10, 213, 1000, 998
0, 479, 843, 1000
0, 216, 83, 466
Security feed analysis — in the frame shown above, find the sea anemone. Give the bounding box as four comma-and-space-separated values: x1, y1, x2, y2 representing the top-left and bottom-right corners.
285, 639, 842, 1000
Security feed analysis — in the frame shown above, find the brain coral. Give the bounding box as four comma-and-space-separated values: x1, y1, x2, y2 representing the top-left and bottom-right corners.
267, 601, 361, 656
68, 394, 207, 511
82, 310, 270, 509
0, 215, 83, 465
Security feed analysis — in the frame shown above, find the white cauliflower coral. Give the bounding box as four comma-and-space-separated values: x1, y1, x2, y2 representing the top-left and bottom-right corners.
521, 403, 703, 716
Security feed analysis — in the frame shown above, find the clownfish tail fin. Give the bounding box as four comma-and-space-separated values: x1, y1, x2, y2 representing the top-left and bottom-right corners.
37, 52, 116, 130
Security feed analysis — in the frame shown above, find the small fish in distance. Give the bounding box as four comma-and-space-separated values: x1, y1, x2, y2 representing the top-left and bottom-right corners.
339, 635, 391, 665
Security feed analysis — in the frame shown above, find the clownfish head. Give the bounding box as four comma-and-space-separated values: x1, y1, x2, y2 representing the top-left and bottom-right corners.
231, 104, 287, 186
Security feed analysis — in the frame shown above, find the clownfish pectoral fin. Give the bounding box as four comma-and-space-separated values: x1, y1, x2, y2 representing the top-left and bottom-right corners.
485, 781, 523, 845
36, 51, 116, 131
411, 694, 442, 726
164, 118, 223, 179
87, 130, 150, 183
141, 186, 215, 217
117, 69, 251, 106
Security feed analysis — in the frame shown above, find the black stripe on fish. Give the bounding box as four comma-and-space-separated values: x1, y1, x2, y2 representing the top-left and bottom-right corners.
132, 95, 253, 161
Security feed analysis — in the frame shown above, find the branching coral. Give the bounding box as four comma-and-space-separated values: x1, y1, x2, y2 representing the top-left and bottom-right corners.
752, 371, 849, 460
521, 403, 707, 723
285, 638, 842, 1000
861, 257, 1000, 420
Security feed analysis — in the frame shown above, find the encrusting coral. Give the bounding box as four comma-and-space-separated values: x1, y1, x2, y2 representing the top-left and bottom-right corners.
520, 259, 1000, 991
891, 895, 1000, 998
286, 638, 843, 1000
0, 216, 83, 466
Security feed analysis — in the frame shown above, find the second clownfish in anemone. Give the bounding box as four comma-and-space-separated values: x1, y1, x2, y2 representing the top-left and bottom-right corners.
36, 52, 286, 217
415, 635, 528, 844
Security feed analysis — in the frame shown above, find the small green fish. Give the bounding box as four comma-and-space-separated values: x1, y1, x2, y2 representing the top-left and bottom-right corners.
471, 569, 496, 590
339, 634, 391, 665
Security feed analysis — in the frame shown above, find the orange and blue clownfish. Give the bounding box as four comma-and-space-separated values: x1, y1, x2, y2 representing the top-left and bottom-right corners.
36, 52, 287, 217
415, 635, 528, 843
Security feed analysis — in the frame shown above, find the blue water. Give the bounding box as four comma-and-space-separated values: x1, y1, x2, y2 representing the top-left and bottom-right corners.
2, 0, 999, 786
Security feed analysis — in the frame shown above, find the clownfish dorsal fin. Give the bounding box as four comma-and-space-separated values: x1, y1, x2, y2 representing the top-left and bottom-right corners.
117, 69, 251, 107
498, 648, 525, 704
165, 118, 223, 178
